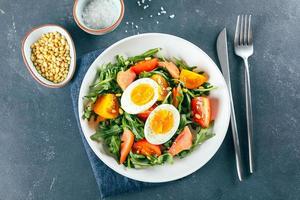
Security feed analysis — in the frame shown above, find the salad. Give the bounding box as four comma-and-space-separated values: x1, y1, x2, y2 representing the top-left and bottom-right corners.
83, 48, 216, 168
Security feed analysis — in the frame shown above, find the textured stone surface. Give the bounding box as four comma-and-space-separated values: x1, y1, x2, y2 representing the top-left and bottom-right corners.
0, 0, 299, 199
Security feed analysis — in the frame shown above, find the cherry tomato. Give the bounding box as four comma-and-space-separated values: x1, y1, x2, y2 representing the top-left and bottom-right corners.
191, 96, 211, 128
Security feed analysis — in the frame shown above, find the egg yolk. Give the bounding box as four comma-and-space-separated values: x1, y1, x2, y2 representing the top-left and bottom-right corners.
150, 110, 174, 134
131, 84, 155, 105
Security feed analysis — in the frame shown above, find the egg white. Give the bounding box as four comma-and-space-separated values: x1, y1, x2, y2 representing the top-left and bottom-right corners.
144, 104, 180, 145
121, 78, 159, 114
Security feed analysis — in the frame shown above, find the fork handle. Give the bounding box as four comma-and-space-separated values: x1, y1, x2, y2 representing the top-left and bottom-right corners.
243, 58, 254, 173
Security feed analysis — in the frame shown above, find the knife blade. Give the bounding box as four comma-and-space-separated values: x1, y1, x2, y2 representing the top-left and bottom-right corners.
217, 28, 244, 181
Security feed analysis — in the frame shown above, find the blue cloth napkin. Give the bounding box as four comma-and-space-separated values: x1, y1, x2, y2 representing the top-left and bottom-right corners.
70, 49, 154, 199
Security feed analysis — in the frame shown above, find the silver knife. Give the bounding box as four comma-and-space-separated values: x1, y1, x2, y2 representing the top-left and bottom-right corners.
217, 28, 243, 181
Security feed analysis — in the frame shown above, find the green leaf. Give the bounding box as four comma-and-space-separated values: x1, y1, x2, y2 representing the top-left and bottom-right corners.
176, 88, 185, 113
178, 150, 190, 158
139, 68, 171, 81
176, 114, 192, 135
90, 124, 122, 142
129, 152, 151, 168
163, 140, 173, 149
181, 91, 192, 114
128, 48, 161, 63
90, 119, 123, 159
192, 123, 215, 149
173, 58, 196, 70
82, 105, 93, 119
108, 135, 121, 158
116, 55, 128, 68
126, 155, 132, 168
146, 153, 173, 165
156, 153, 173, 164
122, 113, 144, 140
126, 152, 173, 168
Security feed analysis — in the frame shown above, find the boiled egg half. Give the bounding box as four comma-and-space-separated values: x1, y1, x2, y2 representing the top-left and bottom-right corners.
121, 78, 159, 114
144, 104, 180, 145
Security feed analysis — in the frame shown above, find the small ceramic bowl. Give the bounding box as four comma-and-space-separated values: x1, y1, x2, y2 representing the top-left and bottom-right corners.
21, 24, 76, 88
73, 0, 124, 35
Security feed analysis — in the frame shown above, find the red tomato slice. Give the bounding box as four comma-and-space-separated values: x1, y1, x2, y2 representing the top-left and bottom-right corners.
168, 126, 193, 156
172, 85, 182, 108
120, 129, 135, 164
158, 61, 180, 79
117, 68, 136, 90
137, 104, 158, 121
132, 139, 161, 156
130, 58, 159, 74
191, 97, 211, 128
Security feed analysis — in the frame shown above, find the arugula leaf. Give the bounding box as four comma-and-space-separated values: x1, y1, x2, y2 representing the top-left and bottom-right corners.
139, 67, 171, 80
126, 152, 173, 168
155, 153, 173, 164
173, 58, 197, 71
163, 140, 173, 149
177, 114, 192, 134
90, 118, 123, 158
175, 86, 185, 113
122, 113, 144, 140
82, 104, 93, 119
90, 124, 122, 141
108, 135, 121, 157
191, 122, 215, 149
116, 55, 129, 69
128, 152, 150, 168
181, 90, 192, 114
126, 154, 132, 168
177, 150, 190, 158
186, 82, 217, 97
128, 48, 161, 63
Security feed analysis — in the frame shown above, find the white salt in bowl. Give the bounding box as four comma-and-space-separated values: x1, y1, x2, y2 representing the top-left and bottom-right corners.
73, 0, 124, 35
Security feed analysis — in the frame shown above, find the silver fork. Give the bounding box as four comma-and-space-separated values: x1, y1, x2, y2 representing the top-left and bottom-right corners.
234, 15, 254, 173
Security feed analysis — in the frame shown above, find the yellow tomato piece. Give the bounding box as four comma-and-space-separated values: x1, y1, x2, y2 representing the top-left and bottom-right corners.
150, 109, 174, 134
151, 74, 169, 101
131, 84, 155, 105
93, 94, 119, 119
179, 69, 208, 89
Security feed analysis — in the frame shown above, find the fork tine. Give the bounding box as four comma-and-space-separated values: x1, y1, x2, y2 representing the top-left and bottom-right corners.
239, 15, 244, 45
244, 15, 248, 45
248, 15, 253, 45
234, 15, 240, 45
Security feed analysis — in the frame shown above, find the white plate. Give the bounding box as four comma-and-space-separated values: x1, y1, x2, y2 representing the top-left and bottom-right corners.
78, 33, 230, 183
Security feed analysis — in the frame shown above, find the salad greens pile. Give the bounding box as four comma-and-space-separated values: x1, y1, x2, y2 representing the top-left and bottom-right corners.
83, 48, 216, 168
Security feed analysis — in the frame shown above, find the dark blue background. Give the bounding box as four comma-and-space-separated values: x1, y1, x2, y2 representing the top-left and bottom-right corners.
0, 0, 299, 199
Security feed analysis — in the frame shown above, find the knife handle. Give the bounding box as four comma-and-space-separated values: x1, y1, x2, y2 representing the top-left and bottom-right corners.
228, 88, 244, 181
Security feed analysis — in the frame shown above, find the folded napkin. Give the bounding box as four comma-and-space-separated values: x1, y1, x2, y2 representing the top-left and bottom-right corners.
70, 49, 154, 199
